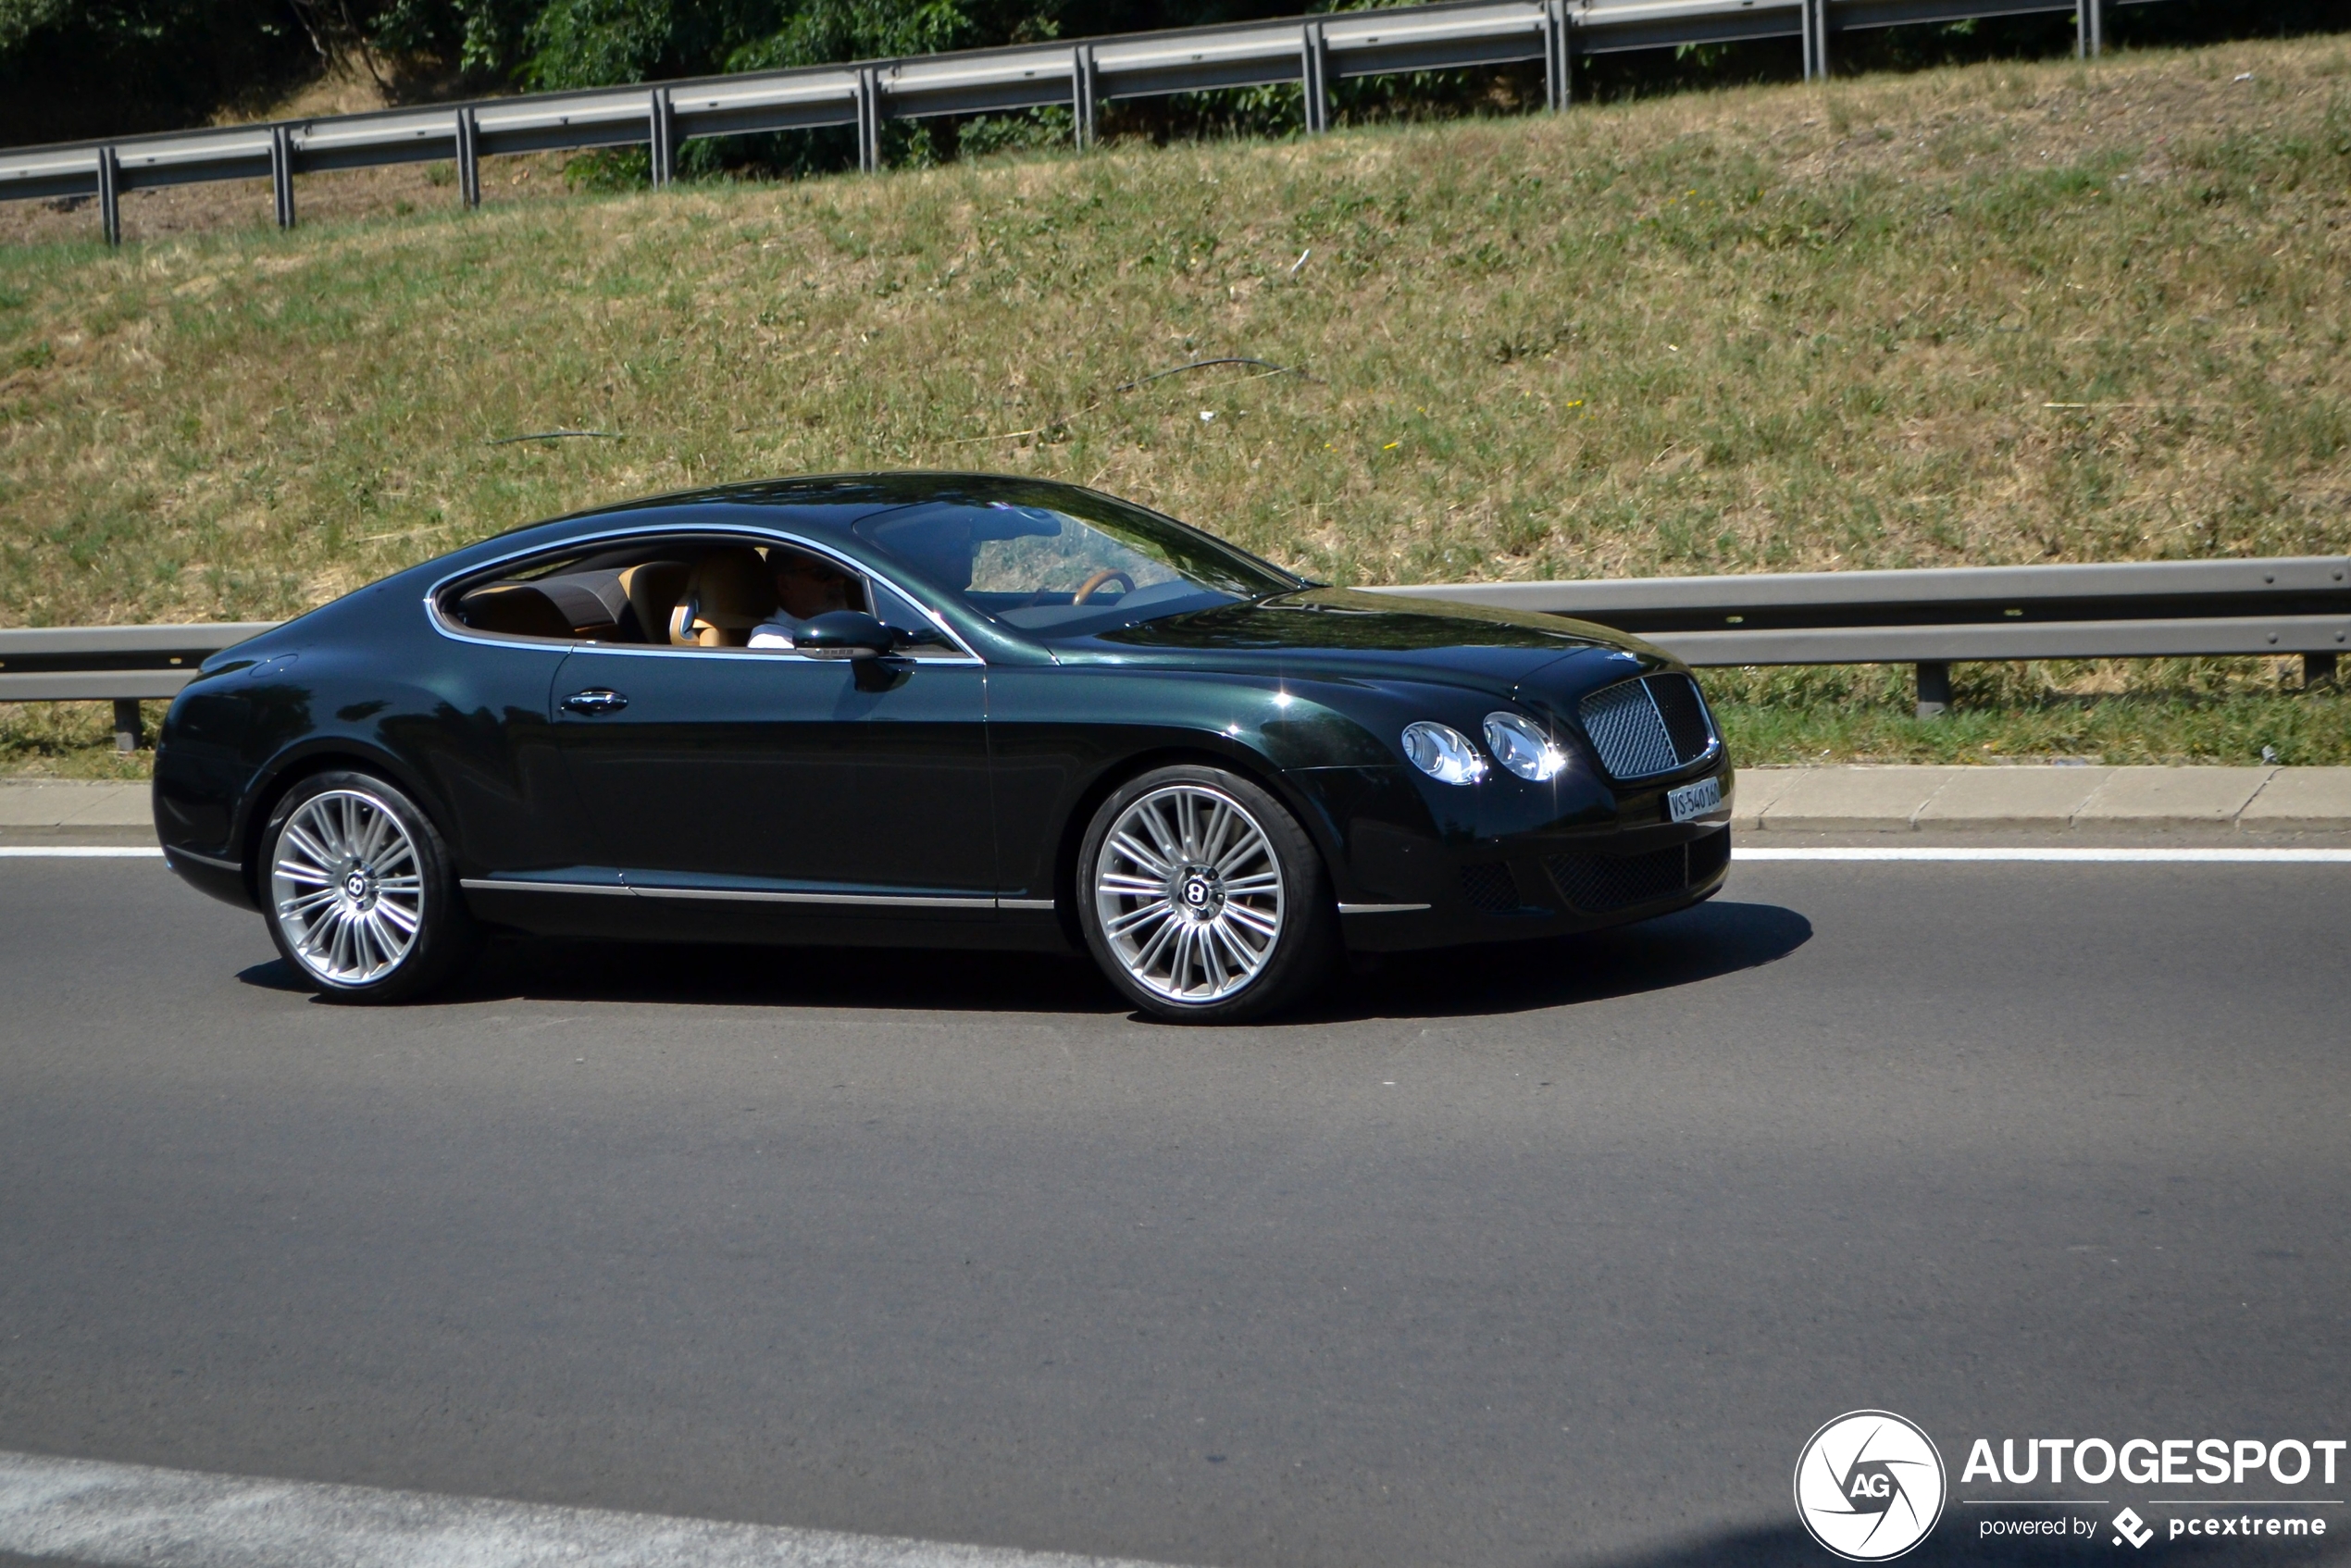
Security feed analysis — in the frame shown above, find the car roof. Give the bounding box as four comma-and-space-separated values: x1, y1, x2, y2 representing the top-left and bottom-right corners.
513, 472, 1079, 546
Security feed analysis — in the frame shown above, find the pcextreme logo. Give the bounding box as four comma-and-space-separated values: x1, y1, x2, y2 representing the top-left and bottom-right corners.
1795, 1411, 1948, 1562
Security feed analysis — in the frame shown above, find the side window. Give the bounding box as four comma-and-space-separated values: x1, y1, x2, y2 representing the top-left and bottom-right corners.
442, 535, 962, 657
449, 557, 647, 642
442, 540, 753, 648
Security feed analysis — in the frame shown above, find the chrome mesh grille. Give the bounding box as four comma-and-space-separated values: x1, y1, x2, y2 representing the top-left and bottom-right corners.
1577, 675, 1715, 781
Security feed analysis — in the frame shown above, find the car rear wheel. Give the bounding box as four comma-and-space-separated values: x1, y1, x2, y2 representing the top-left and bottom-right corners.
1076, 765, 1336, 1024
262, 769, 472, 1004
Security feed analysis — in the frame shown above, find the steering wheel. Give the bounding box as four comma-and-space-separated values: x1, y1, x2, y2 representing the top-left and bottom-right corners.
1073, 568, 1136, 604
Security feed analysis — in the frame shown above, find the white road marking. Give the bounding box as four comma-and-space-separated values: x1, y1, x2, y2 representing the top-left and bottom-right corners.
1736, 846, 2351, 864
0, 846, 162, 857
4, 845, 2345, 867
0, 1450, 1184, 1568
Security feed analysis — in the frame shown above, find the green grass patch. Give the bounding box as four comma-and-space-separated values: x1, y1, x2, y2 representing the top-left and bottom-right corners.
1, 35, 2347, 770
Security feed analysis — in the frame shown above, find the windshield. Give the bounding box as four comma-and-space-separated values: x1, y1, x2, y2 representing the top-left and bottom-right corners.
851, 485, 1302, 639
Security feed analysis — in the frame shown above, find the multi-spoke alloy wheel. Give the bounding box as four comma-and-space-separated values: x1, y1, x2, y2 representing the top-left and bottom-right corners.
1094, 784, 1285, 1004
261, 770, 470, 1002
271, 789, 424, 985
1078, 765, 1336, 1023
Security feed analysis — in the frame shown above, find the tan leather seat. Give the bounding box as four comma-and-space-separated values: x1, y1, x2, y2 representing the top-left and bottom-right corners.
619, 561, 690, 645
668, 549, 777, 647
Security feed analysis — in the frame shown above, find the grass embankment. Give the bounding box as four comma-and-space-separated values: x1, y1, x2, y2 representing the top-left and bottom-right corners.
2, 35, 2348, 777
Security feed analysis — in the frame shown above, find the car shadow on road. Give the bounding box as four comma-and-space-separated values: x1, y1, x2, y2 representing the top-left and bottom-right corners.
237, 941, 1126, 1015
236, 898, 1810, 1021
1302, 898, 1812, 1024
1567, 1522, 2345, 1567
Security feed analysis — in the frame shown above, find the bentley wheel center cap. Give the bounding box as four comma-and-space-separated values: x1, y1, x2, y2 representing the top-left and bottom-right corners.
342, 867, 373, 905
1176, 868, 1220, 916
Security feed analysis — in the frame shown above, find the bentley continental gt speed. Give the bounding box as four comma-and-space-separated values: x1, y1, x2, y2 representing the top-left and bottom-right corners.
154, 474, 1735, 1022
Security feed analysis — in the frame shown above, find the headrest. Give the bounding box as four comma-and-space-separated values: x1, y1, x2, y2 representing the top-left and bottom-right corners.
688, 549, 777, 624
670, 548, 779, 646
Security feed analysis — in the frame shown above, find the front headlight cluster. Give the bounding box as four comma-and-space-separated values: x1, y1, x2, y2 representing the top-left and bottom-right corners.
1400, 714, 1571, 786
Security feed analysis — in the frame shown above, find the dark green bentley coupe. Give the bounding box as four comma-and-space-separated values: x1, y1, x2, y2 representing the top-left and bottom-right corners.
154, 474, 1734, 1021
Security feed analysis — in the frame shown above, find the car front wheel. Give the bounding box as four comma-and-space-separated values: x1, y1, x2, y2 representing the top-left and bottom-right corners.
1076, 765, 1336, 1024
261, 769, 472, 1003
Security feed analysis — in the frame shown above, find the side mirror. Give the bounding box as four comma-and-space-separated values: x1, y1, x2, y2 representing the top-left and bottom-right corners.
795, 610, 895, 660
889, 623, 953, 651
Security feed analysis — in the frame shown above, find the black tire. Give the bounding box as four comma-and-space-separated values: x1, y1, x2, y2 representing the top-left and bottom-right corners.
1076, 764, 1337, 1024
258, 768, 474, 1004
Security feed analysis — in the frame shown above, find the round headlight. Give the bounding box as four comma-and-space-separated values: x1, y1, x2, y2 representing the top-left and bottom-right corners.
1483, 712, 1569, 782
1401, 720, 1486, 785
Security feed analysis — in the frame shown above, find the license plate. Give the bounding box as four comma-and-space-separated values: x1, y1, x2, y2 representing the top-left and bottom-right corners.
1666, 776, 1723, 824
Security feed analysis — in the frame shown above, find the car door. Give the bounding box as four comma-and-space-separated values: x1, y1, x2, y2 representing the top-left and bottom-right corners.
548, 570, 995, 909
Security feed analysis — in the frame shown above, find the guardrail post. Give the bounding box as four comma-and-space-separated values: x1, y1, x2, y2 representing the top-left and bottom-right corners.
97, 145, 120, 246
649, 88, 675, 187
269, 125, 295, 230
1300, 21, 1332, 134
1915, 661, 1951, 719
856, 68, 881, 173
2307, 652, 2339, 687
1801, 0, 1830, 81
1543, 0, 1573, 111
455, 107, 481, 208
111, 699, 143, 753
2075, 0, 2102, 57
1073, 44, 1098, 149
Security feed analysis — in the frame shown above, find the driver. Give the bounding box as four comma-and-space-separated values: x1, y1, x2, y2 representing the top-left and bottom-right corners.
749, 553, 857, 649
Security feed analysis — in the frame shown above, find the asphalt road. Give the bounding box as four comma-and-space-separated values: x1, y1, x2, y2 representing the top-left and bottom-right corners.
1, 854, 2346, 1568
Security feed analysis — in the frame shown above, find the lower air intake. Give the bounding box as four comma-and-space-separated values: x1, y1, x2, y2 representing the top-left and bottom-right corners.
1459, 862, 1522, 914
1547, 828, 1731, 915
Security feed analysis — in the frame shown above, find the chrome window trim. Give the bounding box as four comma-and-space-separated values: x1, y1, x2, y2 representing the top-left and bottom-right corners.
423, 521, 985, 666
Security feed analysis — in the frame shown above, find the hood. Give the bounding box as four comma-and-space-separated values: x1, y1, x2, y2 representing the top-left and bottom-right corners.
1076, 587, 1661, 691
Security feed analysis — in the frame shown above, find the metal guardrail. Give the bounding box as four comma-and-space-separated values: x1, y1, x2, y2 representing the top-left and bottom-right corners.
0, 624, 276, 749
1380, 555, 2351, 714
4, 557, 2342, 747
3, 0, 2161, 245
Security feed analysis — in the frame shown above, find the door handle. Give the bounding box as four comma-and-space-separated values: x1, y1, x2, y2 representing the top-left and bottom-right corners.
562, 689, 628, 716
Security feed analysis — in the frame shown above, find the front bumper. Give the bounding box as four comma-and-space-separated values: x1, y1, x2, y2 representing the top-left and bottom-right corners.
1338, 818, 1732, 952
1322, 753, 1735, 953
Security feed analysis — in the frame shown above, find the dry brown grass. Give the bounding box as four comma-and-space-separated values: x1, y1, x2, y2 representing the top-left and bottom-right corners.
1, 33, 2346, 767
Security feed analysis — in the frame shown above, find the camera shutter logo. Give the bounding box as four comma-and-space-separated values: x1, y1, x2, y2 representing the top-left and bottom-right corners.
1794, 1411, 1947, 1561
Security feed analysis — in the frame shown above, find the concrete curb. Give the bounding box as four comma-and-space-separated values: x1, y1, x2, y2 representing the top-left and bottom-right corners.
0, 780, 155, 844
1734, 765, 2351, 834
7, 769, 2351, 846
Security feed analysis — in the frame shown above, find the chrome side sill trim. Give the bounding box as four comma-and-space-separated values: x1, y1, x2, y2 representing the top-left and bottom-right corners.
630, 885, 996, 910
1337, 902, 1432, 915
464, 877, 1026, 911
167, 846, 243, 872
